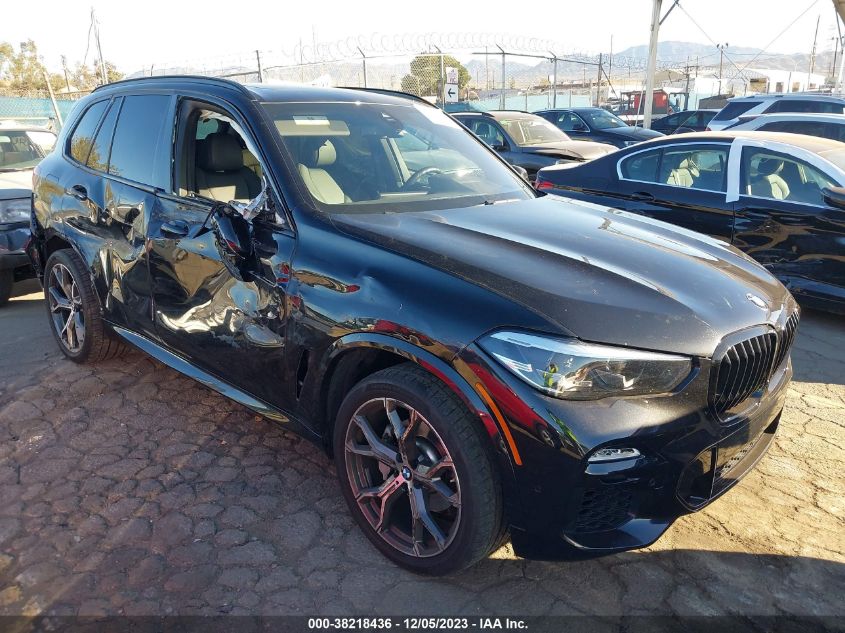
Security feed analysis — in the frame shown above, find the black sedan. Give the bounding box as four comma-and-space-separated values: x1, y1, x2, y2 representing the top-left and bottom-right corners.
453, 111, 616, 180
536, 130, 845, 313
650, 109, 718, 134
534, 107, 662, 148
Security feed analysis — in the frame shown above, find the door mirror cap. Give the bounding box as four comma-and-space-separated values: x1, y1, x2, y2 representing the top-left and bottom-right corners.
492, 143, 509, 152
822, 187, 845, 210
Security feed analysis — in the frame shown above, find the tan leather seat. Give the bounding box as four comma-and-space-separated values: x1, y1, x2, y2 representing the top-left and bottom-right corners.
195, 132, 261, 203
666, 156, 698, 187
297, 140, 348, 204
750, 158, 790, 200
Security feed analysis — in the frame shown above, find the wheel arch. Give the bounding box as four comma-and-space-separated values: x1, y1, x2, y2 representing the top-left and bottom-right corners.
318, 334, 504, 456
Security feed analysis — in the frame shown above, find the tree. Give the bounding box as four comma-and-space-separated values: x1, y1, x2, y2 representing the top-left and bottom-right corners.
399, 54, 470, 99
0, 40, 123, 93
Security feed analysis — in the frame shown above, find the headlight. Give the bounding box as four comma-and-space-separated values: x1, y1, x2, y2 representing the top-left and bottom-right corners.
0, 198, 30, 224
478, 331, 691, 400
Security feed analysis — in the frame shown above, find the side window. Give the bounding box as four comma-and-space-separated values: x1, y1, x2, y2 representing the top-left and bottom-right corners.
817, 102, 845, 114
468, 120, 505, 147
759, 120, 827, 138
620, 149, 660, 182
86, 97, 121, 172
175, 104, 265, 205
68, 100, 109, 164
741, 147, 835, 205
556, 112, 578, 131
108, 95, 172, 188
658, 145, 728, 192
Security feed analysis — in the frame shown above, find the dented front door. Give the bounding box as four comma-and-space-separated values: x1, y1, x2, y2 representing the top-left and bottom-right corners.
147, 194, 293, 408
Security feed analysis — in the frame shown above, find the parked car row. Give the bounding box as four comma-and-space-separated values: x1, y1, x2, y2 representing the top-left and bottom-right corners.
25, 77, 800, 574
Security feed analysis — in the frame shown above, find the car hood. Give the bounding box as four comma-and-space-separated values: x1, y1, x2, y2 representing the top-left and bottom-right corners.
331, 196, 793, 357
600, 126, 663, 141
0, 169, 33, 198
523, 141, 616, 161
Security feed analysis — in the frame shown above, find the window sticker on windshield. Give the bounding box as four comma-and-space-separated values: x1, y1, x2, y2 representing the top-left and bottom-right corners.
293, 115, 330, 125
414, 103, 461, 128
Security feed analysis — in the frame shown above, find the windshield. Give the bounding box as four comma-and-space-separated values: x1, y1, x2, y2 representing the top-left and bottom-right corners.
580, 109, 628, 130
0, 130, 54, 171
261, 101, 534, 214
498, 117, 569, 145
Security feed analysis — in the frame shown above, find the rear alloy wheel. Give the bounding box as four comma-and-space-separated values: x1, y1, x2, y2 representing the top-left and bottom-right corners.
43, 249, 127, 363
334, 363, 504, 575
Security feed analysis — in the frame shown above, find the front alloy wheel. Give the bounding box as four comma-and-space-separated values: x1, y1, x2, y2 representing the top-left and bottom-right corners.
334, 363, 504, 575
344, 397, 461, 557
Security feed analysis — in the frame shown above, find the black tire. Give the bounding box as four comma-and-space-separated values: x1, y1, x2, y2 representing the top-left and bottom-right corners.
334, 362, 505, 575
0, 270, 11, 307
43, 249, 127, 363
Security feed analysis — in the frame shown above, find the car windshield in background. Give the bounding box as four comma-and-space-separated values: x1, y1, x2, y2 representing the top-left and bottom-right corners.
581, 110, 628, 129
498, 117, 569, 145
261, 101, 534, 213
0, 130, 53, 171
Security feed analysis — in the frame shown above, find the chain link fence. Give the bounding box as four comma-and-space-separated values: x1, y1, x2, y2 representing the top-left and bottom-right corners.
0, 88, 90, 130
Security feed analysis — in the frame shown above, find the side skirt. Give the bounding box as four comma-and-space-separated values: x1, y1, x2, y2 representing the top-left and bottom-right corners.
111, 326, 321, 442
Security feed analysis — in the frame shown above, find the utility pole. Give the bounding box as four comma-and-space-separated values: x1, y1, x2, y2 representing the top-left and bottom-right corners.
643, 0, 662, 128
499, 45, 506, 110
42, 68, 63, 129
61, 55, 71, 92
809, 14, 820, 87
717, 43, 728, 95
596, 53, 603, 106
92, 8, 107, 85
684, 57, 691, 110
255, 50, 263, 83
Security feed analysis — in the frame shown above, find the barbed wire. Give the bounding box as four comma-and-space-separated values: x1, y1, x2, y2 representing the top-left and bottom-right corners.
134, 31, 694, 77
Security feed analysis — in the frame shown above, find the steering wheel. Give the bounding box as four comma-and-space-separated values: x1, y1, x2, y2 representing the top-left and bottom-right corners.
402, 166, 443, 190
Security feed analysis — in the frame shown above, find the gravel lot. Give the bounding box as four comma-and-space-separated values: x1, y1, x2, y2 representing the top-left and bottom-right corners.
0, 281, 843, 618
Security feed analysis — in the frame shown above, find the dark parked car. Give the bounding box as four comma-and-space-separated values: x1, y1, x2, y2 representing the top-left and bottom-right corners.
534, 107, 662, 148
536, 130, 845, 313
30, 78, 797, 574
453, 111, 615, 180
650, 109, 718, 134
0, 125, 57, 305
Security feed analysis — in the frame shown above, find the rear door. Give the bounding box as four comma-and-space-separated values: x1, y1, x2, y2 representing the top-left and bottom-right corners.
732, 144, 845, 301
615, 142, 735, 240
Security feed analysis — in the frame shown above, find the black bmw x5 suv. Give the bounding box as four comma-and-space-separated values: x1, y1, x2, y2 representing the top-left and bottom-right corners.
28, 77, 797, 574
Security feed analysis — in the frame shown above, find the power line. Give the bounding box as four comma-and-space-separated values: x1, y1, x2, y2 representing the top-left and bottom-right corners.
734, 0, 819, 74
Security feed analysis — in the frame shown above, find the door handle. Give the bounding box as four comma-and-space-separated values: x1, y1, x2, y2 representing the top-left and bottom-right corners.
68, 184, 88, 201
631, 191, 655, 202
161, 219, 190, 237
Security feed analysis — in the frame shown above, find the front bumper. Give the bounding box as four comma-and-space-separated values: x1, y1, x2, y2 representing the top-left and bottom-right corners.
0, 223, 34, 280
455, 341, 791, 559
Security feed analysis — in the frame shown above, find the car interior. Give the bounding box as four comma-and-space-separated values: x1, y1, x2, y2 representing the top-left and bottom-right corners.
0, 132, 41, 168
742, 150, 834, 205
659, 149, 727, 192
176, 107, 264, 204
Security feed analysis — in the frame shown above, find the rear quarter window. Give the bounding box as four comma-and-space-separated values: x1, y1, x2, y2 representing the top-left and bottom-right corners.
620, 149, 660, 182
68, 99, 109, 164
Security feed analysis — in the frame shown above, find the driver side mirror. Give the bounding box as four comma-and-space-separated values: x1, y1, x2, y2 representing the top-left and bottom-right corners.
492, 143, 509, 153
512, 165, 530, 182
822, 187, 845, 210
211, 203, 253, 263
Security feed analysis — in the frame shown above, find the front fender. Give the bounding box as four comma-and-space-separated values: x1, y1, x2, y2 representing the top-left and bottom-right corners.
323, 332, 525, 529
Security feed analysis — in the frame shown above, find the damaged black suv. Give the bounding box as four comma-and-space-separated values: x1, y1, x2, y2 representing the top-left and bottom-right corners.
29, 77, 798, 574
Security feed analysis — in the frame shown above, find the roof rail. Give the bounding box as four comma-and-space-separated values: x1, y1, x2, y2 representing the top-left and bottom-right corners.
336, 86, 437, 107
92, 74, 252, 96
